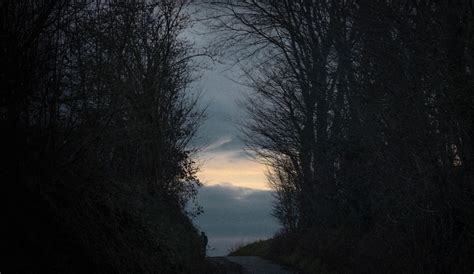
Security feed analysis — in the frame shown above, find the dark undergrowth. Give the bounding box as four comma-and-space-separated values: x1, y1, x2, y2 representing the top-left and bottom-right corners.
229, 227, 474, 274
6, 170, 207, 274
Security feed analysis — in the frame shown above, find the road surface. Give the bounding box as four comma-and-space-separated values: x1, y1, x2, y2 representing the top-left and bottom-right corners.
223, 256, 296, 274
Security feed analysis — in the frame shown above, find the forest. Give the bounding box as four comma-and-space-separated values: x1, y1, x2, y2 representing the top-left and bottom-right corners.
3, 1, 207, 273
2, 0, 473, 273
208, 1, 474, 273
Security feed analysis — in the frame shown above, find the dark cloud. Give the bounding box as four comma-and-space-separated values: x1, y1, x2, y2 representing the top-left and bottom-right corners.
184, 10, 276, 256
189, 48, 250, 150
185, 4, 250, 152
192, 184, 280, 256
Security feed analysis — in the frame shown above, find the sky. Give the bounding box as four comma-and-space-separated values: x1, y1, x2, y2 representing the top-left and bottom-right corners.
192, 184, 279, 256
182, 6, 268, 190
193, 63, 268, 190
190, 64, 280, 255
185, 9, 280, 256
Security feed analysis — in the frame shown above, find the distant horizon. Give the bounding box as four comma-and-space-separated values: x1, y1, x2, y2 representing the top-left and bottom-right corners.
191, 183, 280, 256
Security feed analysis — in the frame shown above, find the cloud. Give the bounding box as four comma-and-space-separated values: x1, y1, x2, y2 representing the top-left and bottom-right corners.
192, 183, 280, 256
183, 13, 278, 255
197, 150, 267, 189
202, 136, 233, 153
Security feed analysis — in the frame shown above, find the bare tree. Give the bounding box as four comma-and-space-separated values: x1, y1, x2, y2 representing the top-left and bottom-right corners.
207, 0, 474, 272
3, 1, 208, 272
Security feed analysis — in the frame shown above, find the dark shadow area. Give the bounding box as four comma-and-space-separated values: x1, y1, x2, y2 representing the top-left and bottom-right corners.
3, 1, 207, 273
205, 1, 474, 273
3, 1, 474, 273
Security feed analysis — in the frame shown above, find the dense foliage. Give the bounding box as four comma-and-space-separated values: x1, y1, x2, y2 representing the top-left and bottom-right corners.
209, 1, 474, 273
2, 1, 206, 273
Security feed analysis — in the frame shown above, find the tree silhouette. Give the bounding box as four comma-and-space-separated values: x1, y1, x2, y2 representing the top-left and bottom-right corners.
3, 1, 207, 273
207, 0, 474, 272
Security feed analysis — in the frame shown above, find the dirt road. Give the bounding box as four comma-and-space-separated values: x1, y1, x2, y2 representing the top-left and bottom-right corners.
208, 256, 296, 274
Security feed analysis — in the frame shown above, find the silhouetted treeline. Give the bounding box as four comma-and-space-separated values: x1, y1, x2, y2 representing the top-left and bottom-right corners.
2, 1, 207, 273
208, 1, 473, 272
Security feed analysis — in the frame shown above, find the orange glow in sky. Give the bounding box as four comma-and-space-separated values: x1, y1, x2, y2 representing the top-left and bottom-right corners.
197, 149, 269, 190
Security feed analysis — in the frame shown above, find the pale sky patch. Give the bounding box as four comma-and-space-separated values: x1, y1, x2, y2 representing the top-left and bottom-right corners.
197, 149, 269, 190
202, 136, 232, 153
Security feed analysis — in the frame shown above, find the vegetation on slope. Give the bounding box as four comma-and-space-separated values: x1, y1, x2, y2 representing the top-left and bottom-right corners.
210, 1, 474, 272
3, 1, 207, 273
